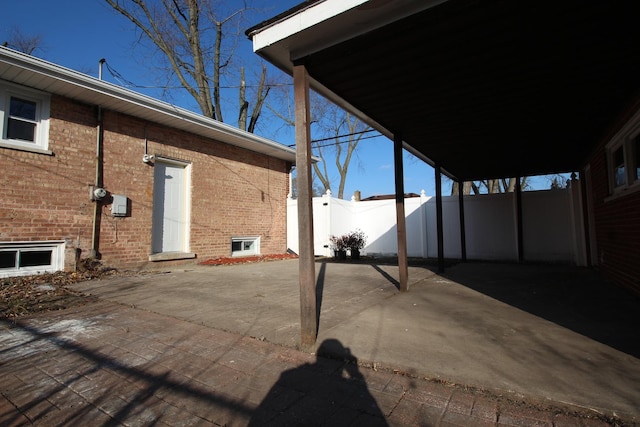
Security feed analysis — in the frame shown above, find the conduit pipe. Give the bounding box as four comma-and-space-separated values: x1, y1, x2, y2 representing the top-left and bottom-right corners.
90, 59, 106, 258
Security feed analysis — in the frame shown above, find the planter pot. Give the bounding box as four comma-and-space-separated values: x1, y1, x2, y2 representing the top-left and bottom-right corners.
334, 250, 347, 260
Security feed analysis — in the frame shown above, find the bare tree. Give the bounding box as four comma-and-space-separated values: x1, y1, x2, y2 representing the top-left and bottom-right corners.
3, 27, 44, 55
313, 109, 369, 199
451, 177, 529, 195
289, 175, 324, 199
268, 88, 368, 199
450, 181, 480, 195
547, 173, 570, 189
104, 0, 268, 131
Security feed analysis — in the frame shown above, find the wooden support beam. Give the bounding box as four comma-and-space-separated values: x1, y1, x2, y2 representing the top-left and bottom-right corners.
458, 180, 467, 262
515, 176, 524, 263
293, 64, 317, 349
579, 169, 592, 267
393, 134, 409, 291
435, 165, 445, 273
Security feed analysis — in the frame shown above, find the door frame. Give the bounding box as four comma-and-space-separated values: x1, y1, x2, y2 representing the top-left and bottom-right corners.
150, 157, 192, 257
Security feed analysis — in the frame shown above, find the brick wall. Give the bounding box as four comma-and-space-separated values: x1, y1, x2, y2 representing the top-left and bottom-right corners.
0, 95, 291, 271
99, 110, 291, 268
585, 101, 640, 295
0, 96, 97, 271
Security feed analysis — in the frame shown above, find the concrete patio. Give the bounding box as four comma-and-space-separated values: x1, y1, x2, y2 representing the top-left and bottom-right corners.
69, 259, 640, 421
1, 258, 638, 425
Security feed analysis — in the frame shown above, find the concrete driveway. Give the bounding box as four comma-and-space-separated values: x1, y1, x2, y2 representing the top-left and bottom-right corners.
71, 258, 640, 422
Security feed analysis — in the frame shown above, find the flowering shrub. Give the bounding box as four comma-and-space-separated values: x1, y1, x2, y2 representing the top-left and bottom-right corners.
329, 234, 349, 251
344, 229, 367, 251
331, 229, 367, 252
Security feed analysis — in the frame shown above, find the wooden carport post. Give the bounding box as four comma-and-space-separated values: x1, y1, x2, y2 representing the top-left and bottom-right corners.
579, 169, 592, 267
293, 63, 317, 349
435, 165, 445, 273
515, 176, 524, 263
458, 180, 467, 262
393, 133, 409, 291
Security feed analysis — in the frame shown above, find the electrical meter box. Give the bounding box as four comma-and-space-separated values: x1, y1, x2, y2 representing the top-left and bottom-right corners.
111, 194, 128, 217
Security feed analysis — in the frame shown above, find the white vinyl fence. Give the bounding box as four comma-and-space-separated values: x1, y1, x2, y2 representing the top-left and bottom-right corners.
287, 179, 587, 265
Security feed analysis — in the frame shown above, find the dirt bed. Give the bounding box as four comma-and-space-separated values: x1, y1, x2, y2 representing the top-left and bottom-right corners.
1, 254, 299, 318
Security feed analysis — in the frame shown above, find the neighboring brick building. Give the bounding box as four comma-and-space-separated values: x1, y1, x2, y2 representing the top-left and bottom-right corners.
0, 46, 296, 276
584, 97, 640, 295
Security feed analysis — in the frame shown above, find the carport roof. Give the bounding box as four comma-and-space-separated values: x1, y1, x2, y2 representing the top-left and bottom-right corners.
247, 0, 640, 181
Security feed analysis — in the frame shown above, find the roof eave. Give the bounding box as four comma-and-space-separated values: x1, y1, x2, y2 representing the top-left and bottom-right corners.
0, 46, 298, 164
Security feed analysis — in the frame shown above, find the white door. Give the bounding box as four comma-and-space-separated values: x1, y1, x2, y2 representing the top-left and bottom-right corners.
152, 161, 187, 253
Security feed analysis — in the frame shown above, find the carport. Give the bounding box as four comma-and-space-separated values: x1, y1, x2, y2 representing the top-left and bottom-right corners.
246, 0, 640, 347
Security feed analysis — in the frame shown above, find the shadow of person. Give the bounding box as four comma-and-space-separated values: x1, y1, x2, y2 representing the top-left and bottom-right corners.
249, 339, 389, 426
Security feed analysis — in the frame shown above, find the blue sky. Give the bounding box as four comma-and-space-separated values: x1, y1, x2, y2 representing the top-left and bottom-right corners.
3, 1, 562, 199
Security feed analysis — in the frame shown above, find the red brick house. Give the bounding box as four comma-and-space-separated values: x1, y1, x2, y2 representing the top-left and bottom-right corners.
584, 100, 640, 294
0, 46, 296, 277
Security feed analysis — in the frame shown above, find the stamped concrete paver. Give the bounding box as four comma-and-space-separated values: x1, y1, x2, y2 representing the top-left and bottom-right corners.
2, 260, 638, 426
0, 299, 625, 426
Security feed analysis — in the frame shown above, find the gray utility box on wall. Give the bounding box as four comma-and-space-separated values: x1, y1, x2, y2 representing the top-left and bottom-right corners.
111, 194, 128, 217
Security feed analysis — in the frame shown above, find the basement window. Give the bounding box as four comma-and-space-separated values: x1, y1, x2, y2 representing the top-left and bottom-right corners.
231, 237, 260, 257
0, 241, 65, 278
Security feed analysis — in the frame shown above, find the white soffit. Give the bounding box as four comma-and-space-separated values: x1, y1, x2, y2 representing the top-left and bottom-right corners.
252, 0, 370, 51
250, 0, 444, 67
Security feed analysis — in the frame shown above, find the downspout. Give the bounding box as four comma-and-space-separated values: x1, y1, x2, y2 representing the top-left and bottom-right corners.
90, 59, 106, 258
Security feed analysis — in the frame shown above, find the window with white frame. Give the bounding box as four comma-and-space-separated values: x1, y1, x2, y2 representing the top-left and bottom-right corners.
612, 144, 626, 188
0, 81, 50, 153
231, 236, 260, 257
634, 134, 640, 182
0, 241, 65, 278
606, 113, 640, 196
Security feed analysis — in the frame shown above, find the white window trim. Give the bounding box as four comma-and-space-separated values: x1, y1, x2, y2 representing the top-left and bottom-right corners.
231, 236, 260, 257
0, 240, 65, 278
605, 108, 640, 200
0, 80, 51, 154
151, 155, 192, 255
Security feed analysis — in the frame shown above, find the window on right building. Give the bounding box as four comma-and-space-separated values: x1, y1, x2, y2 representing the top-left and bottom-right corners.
634, 135, 640, 182
606, 117, 640, 196
612, 144, 626, 188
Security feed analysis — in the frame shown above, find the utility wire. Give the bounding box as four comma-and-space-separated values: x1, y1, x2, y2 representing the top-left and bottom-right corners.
103, 60, 383, 148
311, 129, 377, 143
103, 60, 291, 89
104, 60, 138, 87
313, 133, 383, 148
288, 131, 383, 148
